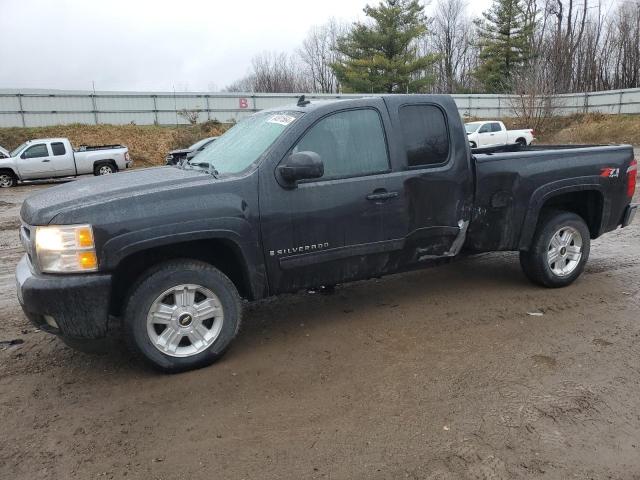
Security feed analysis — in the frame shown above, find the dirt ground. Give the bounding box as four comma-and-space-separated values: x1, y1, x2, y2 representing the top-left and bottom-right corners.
1, 174, 639, 480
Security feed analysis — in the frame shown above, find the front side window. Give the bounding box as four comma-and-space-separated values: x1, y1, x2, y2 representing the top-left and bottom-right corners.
490, 123, 502, 132
51, 142, 66, 156
465, 122, 481, 133
478, 124, 490, 133
293, 109, 389, 180
188, 111, 302, 175
23, 144, 49, 159
399, 105, 450, 167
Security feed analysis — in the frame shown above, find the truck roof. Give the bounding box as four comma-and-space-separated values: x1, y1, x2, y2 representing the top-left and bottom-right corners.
23, 138, 69, 144
260, 94, 456, 114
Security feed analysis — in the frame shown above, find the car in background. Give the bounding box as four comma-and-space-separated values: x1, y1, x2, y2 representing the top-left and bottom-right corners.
0, 145, 9, 159
465, 121, 535, 149
0, 138, 131, 188
165, 137, 218, 165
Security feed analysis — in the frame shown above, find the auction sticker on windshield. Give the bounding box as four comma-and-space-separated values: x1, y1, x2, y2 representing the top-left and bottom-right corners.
267, 114, 297, 126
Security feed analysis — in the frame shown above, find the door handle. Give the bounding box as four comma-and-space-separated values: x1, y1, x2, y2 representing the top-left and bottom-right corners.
366, 190, 399, 201
42, 159, 50, 162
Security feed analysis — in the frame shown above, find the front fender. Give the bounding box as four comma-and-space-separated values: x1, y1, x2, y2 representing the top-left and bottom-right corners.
0, 161, 20, 180
99, 217, 266, 299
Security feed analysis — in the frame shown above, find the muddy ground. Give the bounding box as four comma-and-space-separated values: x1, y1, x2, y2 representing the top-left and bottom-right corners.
1, 175, 639, 480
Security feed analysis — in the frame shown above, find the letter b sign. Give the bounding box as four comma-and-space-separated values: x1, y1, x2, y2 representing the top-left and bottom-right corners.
239, 98, 249, 109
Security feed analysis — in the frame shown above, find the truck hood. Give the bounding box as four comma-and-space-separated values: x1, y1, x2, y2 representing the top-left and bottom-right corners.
21, 166, 212, 225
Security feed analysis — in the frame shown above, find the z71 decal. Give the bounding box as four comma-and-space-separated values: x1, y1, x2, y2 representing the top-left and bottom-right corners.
600, 167, 620, 178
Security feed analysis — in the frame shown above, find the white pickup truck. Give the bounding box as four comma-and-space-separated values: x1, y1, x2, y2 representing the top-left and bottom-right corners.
465, 121, 535, 149
0, 138, 131, 188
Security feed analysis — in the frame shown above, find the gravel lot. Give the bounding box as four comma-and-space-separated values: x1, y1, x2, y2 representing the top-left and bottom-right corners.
1, 174, 639, 480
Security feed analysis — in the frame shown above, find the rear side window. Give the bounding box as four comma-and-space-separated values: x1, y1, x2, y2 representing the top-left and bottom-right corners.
23, 144, 49, 159
51, 142, 66, 156
294, 109, 389, 179
399, 105, 450, 167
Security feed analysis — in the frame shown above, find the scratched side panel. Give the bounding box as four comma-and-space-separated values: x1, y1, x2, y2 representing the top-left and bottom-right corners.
466, 145, 634, 252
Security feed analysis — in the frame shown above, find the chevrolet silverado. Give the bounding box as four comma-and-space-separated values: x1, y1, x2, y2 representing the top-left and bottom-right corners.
16, 95, 637, 372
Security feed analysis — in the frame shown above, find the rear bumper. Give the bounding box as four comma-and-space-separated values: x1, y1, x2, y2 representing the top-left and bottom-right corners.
16, 255, 112, 339
622, 204, 637, 228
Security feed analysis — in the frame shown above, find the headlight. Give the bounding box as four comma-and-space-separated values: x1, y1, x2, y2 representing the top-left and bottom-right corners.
35, 224, 98, 273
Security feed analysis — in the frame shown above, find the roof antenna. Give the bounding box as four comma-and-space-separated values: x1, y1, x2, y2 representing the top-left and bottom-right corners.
297, 95, 310, 107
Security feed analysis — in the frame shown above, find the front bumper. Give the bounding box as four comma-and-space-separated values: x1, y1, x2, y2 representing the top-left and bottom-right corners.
622, 204, 637, 228
16, 255, 113, 339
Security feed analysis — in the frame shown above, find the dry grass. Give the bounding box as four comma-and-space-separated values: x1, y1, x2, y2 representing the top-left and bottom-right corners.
1, 114, 637, 169
466, 113, 640, 145
538, 114, 640, 145
0, 122, 229, 168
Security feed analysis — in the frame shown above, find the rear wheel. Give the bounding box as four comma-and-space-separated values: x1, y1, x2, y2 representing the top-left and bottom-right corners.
124, 260, 242, 372
520, 211, 590, 288
515, 138, 527, 148
94, 163, 116, 176
0, 171, 17, 188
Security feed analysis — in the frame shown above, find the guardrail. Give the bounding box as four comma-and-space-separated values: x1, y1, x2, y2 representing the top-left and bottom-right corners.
1, 88, 639, 127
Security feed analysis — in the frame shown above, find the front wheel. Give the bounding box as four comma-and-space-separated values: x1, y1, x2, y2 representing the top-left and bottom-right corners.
519, 211, 590, 288
0, 171, 17, 188
124, 260, 242, 372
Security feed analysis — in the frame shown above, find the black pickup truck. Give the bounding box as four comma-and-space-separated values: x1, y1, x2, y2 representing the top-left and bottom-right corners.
16, 95, 637, 372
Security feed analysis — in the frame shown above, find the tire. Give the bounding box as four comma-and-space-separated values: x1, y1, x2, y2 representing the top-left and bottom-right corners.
515, 138, 527, 149
94, 163, 116, 176
123, 259, 242, 373
0, 171, 17, 188
519, 211, 590, 288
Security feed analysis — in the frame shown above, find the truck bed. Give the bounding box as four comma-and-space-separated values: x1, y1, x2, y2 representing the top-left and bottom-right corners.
466, 144, 635, 252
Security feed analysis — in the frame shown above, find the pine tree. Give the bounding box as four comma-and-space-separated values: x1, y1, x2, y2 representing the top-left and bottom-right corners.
474, 0, 534, 92
331, 0, 437, 93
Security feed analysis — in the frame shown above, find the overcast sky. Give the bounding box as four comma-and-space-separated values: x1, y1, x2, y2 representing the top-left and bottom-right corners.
0, 0, 493, 92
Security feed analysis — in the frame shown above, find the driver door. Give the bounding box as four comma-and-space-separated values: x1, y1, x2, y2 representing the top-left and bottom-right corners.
476, 123, 494, 147
259, 105, 397, 294
18, 143, 55, 178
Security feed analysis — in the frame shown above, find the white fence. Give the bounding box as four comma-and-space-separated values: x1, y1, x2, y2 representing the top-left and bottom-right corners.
1, 88, 639, 128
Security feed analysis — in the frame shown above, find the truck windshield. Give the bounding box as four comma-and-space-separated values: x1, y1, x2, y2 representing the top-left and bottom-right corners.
10, 142, 29, 157
465, 123, 481, 133
187, 111, 302, 175
189, 137, 215, 151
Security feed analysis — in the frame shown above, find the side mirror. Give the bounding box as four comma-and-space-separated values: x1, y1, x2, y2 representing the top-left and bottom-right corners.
278, 151, 324, 184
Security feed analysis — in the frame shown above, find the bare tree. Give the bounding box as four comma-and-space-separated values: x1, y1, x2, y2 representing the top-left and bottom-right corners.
177, 108, 200, 125
430, 0, 476, 93
224, 52, 311, 93
545, 0, 590, 92
297, 18, 349, 93
222, 0, 640, 96
508, 60, 561, 131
